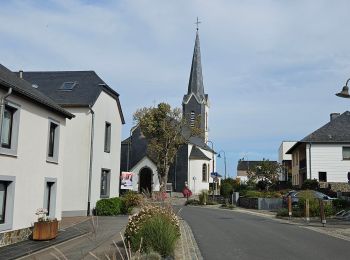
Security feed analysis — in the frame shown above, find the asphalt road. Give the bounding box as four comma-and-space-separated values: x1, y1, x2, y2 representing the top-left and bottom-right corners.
180, 207, 350, 260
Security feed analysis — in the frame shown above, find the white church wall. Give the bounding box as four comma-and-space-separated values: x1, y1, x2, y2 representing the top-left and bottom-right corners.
130, 156, 160, 192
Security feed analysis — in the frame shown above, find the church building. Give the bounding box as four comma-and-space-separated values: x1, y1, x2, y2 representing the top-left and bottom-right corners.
120, 30, 216, 194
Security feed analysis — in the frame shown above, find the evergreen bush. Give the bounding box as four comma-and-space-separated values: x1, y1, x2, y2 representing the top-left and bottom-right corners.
95, 197, 123, 216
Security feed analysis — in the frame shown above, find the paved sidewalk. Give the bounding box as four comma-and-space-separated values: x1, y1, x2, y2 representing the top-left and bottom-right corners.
0, 216, 128, 260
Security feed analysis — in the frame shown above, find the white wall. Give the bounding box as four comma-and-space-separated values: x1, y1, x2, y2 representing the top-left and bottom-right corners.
0, 91, 66, 232
61, 107, 91, 216
309, 144, 350, 182
90, 91, 123, 209
278, 141, 296, 162
187, 144, 215, 194
129, 156, 160, 192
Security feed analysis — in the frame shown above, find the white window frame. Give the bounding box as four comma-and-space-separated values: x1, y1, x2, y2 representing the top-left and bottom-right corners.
46, 118, 60, 164
0, 175, 15, 232
0, 102, 20, 157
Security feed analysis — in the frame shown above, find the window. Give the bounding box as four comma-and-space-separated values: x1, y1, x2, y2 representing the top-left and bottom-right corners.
43, 178, 57, 219
190, 111, 195, 127
319, 172, 327, 182
104, 122, 111, 153
59, 82, 77, 91
100, 169, 110, 198
205, 112, 208, 131
47, 120, 60, 163
1, 104, 20, 156
0, 176, 15, 231
202, 164, 207, 182
46, 182, 53, 216
1, 106, 14, 148
343, 147, 350, 160
0, 182, 7, 224
207, 163, 210, 182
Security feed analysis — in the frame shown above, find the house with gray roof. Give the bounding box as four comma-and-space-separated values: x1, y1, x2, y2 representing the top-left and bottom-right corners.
236, 160, 278, 183
19, 70, 125, 216
0, 64, 73, 245
120, 30, 216, 194
287, 112, 350, 191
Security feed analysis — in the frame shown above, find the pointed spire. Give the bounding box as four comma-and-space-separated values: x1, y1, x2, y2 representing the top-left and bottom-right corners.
187, 31, 205, 100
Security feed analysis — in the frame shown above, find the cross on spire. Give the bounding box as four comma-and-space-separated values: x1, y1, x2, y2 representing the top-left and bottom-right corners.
195, 17, 201, 31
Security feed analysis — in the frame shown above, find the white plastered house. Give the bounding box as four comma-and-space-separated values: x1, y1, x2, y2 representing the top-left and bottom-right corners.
21, 71, 125, 216
287, 112, 350, 191
0, 64, 73, 246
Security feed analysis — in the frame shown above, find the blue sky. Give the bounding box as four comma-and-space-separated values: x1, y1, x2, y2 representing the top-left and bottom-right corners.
2, 0, 350, 177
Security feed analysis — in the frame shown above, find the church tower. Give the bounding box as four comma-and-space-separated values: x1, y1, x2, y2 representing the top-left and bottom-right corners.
182, 30, 209, 142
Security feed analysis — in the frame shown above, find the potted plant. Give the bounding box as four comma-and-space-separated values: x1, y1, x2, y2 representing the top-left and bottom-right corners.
32, 208, 58, 241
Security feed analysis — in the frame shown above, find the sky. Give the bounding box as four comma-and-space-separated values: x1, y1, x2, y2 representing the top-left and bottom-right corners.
2, 0, 350, 178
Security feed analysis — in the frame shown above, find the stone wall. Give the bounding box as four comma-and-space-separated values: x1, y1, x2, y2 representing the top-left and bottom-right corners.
239, 197, 259, 209
328, 182, 350, 192
0, 227, 32, 247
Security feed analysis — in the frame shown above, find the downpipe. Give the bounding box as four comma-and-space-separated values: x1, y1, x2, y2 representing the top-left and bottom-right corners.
87, 105, 95, 216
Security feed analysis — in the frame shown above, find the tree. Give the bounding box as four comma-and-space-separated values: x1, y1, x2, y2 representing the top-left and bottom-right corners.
133, 103, 202, 192
247, 159, 281, 191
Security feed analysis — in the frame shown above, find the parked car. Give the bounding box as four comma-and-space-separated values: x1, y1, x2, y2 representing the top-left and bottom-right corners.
282, 190, 335, 206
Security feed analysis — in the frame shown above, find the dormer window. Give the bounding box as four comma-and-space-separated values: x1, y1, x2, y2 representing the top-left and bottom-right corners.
190, 111, 195, 127
59, 82, 77, 91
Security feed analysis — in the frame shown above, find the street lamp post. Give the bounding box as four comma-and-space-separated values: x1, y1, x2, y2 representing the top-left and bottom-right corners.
336, 78, 350, 98
218, 150, 227, 179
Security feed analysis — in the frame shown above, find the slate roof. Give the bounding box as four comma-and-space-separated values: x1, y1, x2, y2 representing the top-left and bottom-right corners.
18, 71, 125, 124
188, 136, 215, 153
0, 64, 73, 119
183, 31, 208, 104
189, 145, 211, 160
287, 111, 350, 153
237, 160, 278, 171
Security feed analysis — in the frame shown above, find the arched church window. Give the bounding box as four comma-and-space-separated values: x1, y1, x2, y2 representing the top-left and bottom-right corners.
202, 164, 207, 182
190, 111, 195, 127
207, 163, 210, 182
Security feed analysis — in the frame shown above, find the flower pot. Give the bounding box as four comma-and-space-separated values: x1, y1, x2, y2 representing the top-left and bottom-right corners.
32, 220, 58, 240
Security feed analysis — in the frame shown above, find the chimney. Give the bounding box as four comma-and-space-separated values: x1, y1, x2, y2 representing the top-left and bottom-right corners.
19, 70, 23, 79
330, 113, 340, 121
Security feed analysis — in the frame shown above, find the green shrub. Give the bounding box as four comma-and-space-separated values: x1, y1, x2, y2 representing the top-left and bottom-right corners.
199, 190, 209, 205
95, 197, 123, 216
130, 215, 179, 256
298, 198, 335, 217
301, 179, 319, 190
125, 205, 180, 256
245, 190, 262, 198
220, 182, 233, 198
121, 191, 143, 214
332, 199, 349, 211
185, 199, 200, 206
276, 208, 289, 217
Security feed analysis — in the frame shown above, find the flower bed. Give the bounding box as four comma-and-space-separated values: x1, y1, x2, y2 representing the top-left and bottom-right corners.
125, 205, 180, 257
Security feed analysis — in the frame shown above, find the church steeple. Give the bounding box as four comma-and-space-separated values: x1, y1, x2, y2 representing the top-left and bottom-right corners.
183, 25, 210, 143
187, 31, 205, 101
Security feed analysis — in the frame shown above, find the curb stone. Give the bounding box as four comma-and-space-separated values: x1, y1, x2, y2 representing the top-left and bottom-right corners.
175, 219, 203, 260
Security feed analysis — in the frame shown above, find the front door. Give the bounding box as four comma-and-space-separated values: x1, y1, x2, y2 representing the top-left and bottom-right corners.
139, 168, 152, 193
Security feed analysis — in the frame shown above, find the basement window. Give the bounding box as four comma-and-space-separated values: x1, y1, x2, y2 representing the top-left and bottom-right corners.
59, 82, 77, 91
